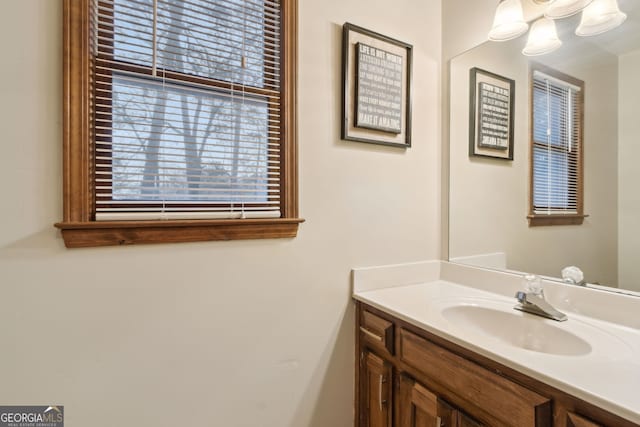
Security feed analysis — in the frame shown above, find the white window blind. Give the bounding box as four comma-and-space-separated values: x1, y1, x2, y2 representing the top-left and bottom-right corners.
92, 0, 282, 221
532, 70, 582, 215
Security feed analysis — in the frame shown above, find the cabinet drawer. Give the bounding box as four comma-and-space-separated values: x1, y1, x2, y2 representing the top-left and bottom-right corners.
399, 328, 551, 427
360, 310, 394, 356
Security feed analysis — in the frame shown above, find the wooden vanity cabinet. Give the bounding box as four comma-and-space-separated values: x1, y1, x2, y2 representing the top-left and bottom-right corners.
355, 302, 638, 427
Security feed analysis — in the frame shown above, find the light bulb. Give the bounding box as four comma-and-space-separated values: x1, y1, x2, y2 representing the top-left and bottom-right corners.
489, 0, 529, 41
575, 0, 627, 36
522, 17, 562, 56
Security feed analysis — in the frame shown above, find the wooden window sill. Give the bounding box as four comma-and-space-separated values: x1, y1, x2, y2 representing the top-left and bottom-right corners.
527, 214, 588, 227
55, 218, 305, 248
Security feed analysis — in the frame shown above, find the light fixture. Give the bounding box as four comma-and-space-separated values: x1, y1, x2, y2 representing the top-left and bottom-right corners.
544, 0, 594, 18
522, 17, 562, 56
575, 0, 627, 36
487, 0, 627, 55
489, 0, 529, 41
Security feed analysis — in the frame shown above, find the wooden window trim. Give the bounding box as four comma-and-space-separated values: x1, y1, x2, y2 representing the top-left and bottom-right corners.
56, 0, 302, 248
527, 214, 587, 227
528, 62, 585, 227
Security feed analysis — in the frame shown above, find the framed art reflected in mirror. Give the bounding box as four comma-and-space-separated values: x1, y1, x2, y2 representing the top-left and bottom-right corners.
469, 67, 515, 160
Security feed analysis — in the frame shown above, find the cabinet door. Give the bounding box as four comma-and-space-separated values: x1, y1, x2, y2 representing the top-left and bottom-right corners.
454, 412, 484, 427
360, 351, 392, 427
398, 374, 488, 427
397, 374, 455, 427
566, 412, 603, 427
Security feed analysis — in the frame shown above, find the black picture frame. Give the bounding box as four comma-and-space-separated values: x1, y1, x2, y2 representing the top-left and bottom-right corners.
342, 23, 413, 148
469, 67, 515, 160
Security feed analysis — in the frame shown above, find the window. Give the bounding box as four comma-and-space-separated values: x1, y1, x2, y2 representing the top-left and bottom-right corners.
57, 0, 301, 247
529, 64, 585, 226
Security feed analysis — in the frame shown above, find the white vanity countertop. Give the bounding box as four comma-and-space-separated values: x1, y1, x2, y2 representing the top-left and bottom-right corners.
354, 279, 640, 425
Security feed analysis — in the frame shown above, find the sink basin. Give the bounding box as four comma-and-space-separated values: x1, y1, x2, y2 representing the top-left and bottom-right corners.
442, 304, 592, 356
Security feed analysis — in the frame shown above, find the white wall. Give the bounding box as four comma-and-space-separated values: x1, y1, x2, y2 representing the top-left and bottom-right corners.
0, 1, 441, 426
618, 49, 640, 291
448, 34, 619, 286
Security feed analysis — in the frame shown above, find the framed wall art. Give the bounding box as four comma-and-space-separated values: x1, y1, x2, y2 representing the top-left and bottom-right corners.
342, 23, 413, 148
469, 67, 515, 160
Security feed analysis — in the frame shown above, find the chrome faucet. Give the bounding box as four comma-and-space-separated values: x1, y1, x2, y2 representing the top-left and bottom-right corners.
513, 274, 568, 322
514, 291, 568, 321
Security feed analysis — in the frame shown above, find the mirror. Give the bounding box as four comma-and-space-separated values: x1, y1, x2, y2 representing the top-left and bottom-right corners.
449, 0, 640, 294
